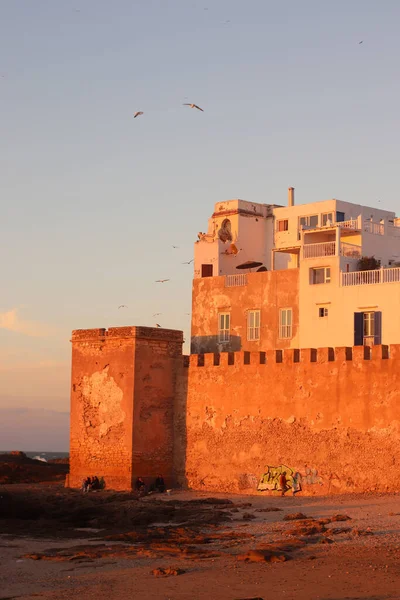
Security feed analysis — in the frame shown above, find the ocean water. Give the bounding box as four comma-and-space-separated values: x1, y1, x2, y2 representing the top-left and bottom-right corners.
0, 451, 69, 462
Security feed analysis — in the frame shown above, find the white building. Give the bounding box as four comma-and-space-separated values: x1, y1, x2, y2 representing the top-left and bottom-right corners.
192, 189, 400, 351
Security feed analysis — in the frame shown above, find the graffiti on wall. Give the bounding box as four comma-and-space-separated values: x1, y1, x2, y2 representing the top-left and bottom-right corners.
257, 464, 322, 493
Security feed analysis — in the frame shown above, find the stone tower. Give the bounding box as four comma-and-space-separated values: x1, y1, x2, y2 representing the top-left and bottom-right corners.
68, 326, 183, 490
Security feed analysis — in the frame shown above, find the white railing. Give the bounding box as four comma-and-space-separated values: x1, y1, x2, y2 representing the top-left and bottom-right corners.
364, 221, 384, 235
341, 266, 400, 286
338, 219, 359, 229
303, 241, 336, 259
225, 273, 248, 287
303, 241, 362, 260
340, 242, 362, 259
301, 218, 360, 231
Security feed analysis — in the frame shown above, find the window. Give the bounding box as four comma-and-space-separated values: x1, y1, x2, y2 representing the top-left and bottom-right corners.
319, 307, 328, 318
299, 215, 318, 229
363, 312, 374, 338
218, 313, 230, 343
321, 212, 333, 226
201, 264, 213, 277
247, 310, 260, 341
279, 308, 292, 339
310, 267, 331, 285
354, 311, 382, 346
277, 219, 289, 232
336, 211, 345, 222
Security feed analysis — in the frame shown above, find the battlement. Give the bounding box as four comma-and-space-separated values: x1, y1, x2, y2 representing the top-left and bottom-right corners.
183, 344, 398, 367
71, 326, 183, 344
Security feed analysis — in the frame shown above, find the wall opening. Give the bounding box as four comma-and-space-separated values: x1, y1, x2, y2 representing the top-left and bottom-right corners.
201, 264, 213, 278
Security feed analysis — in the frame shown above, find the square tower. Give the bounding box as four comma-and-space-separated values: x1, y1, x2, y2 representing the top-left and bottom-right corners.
68, 326, 183, 490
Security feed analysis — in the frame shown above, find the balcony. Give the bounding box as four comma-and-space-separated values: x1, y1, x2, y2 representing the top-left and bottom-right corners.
302, 241, 361, 260
341, 266, 400, 287
301, 218, 360, 233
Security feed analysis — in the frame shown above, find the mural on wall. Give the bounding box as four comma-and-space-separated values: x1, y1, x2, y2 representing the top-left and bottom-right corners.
257, 464, 322, 493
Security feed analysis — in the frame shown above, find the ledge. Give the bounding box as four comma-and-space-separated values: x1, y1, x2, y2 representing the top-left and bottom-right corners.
71, 326, 183, 343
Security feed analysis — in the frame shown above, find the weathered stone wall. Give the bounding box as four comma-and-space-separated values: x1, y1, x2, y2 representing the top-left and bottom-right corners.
69, 326, 183, 490
176, 345, 400, 495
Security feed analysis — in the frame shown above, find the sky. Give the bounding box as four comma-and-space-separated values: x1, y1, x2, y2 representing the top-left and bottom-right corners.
1, 0, 400, 450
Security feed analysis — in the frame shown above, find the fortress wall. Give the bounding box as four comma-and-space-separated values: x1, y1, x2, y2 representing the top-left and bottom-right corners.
177, 345, 400, 494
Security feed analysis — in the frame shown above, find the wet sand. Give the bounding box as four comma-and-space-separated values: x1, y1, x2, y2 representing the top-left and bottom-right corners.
1, 485, 400, 600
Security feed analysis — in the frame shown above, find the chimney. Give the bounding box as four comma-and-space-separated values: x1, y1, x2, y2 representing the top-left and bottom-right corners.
288, 187, 295, 207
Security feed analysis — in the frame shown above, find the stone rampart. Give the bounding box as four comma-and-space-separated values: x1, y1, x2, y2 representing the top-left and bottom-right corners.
176, 344, 400, 494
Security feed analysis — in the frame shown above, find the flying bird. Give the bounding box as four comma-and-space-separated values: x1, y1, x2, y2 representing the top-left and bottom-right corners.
359, 40, 363, 44
153, 312, 162, 316
118, 305, 128, 309
134, 111, 143, 118
182, 259, 194, 264
156, 323, 162, 328
155, 279, 170, 283
183, 103, 204, 112
172, 245, 179, 248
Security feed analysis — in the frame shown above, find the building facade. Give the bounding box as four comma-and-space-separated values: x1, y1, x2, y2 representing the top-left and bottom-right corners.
191, 189, 400, 353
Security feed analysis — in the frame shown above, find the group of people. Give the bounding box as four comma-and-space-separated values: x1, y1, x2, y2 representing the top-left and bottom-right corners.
81, 475, 103, 493
135, 474, 165, 496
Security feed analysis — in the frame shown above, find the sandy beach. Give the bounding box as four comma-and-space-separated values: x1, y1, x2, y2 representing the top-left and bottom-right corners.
1, 484, 400, 600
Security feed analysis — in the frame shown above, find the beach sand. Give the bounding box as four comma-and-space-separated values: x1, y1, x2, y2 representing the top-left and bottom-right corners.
1, 484, 400, 599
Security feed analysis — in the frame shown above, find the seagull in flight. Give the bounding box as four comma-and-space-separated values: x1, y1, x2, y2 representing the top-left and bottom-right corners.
134, 111, 144, 118
172, 245, 179, 248
359, 40, 363, 44
118, 305, 128, 309
153, 312, 162, 316
182, 259, 194, 264
155, 279, 170, 283
183, 103, 204, 112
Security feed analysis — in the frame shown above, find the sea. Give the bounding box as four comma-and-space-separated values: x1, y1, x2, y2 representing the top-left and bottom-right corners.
0, 451, 69, 462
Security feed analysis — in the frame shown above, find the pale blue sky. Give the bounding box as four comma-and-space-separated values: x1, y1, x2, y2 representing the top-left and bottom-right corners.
1, 0, 400, 448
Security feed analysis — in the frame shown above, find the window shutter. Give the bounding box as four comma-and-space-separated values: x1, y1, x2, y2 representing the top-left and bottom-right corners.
354, 312, 364, 346
374, 311, 382, 345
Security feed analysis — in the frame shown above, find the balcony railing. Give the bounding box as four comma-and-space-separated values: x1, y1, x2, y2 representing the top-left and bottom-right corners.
341, 266, 400, 287
303, 241, 336, 259
225, 273, 248, 287
301, 218, 360, 232
364, 221, 384, 235
338, 219, 359, 230
302, 241, 361, 259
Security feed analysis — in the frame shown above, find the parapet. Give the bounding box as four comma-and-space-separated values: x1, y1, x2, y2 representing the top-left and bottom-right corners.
183, 345, 396, 367
71, 326, 183, 344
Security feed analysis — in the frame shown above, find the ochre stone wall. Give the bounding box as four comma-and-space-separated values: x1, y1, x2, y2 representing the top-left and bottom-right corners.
69, 326, 183, 490
191, 269, 300, 354
176, 345, 400, 495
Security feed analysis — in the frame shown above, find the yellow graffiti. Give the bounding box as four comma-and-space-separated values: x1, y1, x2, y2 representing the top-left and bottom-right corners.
258, 465, 323, 492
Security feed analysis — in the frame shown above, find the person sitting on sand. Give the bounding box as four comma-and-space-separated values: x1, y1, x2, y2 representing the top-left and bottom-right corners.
135, 477, 146, 495
91, 476, 100, 490
155, 474, 165, 493
82, 476, 91, 493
